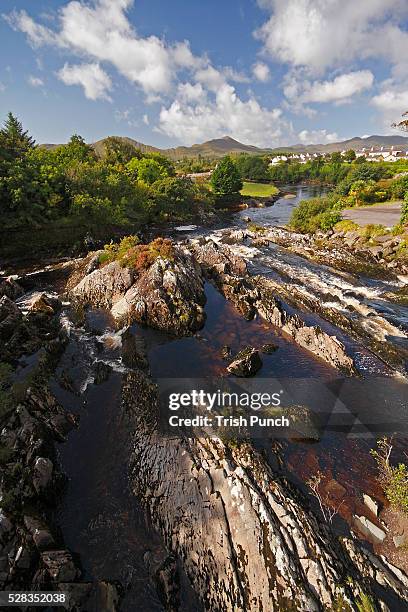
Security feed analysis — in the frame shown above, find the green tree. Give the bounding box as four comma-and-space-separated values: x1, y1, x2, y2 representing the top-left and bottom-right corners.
102, 136, 141, 165
210, 156, 243, 196
0, 112, 35, 160
235, 154, 269, 181
343, 149, 356, 162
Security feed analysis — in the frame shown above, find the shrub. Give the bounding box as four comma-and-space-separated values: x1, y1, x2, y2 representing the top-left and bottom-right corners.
100, 236, 175, 271
358, 224, 388, 240
371, 438, 408, 514
289, 197, 340, 232
334, 220, 359, 233
390, 175, 408, 199
401, 192, 408, 225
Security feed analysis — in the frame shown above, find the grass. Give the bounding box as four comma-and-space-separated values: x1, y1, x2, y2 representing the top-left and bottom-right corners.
240, 181, 279, 198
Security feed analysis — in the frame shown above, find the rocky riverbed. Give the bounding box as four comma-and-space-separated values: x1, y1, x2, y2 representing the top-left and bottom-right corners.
1, 213, 407, 610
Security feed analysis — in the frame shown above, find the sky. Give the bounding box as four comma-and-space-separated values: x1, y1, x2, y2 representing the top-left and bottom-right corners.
1, 0, 408, 148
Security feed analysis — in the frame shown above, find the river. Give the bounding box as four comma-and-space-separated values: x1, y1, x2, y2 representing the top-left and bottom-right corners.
8, 183, 407, 610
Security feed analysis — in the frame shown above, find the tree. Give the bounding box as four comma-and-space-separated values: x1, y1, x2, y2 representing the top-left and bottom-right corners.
54, 134, 95, 166
235, 154, 269, 181
330, 152, 342, 164
210, 156, 243, 196
343, 149, 356, 162
0, 112, 35, 160
102, 136, 141, 165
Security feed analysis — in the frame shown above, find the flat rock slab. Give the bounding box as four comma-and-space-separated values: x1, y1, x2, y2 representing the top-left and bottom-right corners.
353, 515, 386, 544
342, 203, 402, 228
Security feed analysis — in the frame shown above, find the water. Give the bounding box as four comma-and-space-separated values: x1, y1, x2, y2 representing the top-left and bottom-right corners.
235, 183, 329, 226
8, 182, 407, 609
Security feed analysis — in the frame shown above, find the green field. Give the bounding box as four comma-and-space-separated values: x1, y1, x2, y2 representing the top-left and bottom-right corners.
240, 181, 279, 197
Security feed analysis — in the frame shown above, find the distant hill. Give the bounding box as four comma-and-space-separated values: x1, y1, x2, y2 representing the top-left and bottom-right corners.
275, 135, 408, 154
41, 133, 408, 159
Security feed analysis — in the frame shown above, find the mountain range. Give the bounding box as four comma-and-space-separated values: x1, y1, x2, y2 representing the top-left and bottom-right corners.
44, 133, 408, 159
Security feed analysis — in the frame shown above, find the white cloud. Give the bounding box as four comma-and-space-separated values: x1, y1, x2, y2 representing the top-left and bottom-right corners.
255, 0, 408, 75
371, 84, 408, 130
28, 75, 44, 87
297, 129, 339, 144
158, 82, 293, 147
143, 114, 149, 125
252, 62, 270, 82
6, 1, 203, 98
0, 81, 6, 92
299, 71, 374, 104
57, 63, 112, 101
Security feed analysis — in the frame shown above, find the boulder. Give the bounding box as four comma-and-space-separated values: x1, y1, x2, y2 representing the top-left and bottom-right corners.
363, 494, 379, 517
353, 515, 386, 544
28, 293, 61, 315
0, 277, 23, 300
32, 457, 53, 494
41, 550, 79, 582
111, 248, 206, 335
393, 533, 408, 548
227, 346, 262, 377
260, 343, 278, 354
70, 261, 134, 309
0, 296, 22, 341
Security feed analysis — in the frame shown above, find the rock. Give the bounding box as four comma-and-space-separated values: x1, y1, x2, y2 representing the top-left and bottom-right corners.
24, 516, 55, 551
94, 361, 111, 385
0, 295, 22, 340
353, 515, 386, 544
219, 230, 246, 245
367, 245, 383, 258
14, 546, 32, 570
122, 371, 408, 612
41, 550, 79, 582
0, 512, 13, 542
393, 533, 407, 548
227, 347, 262, 377
0, 277, 23, 300
374, 234, 393, 244
28, 293, 61, 315
155, 555, 180, 611
363, 494, 379, 517
70, 261, 134, 309
121, 328, 149, 370
111, 247, 206, 335
260, 343, 278, 354
32, 457, 53, 494
220, 345, 232, 360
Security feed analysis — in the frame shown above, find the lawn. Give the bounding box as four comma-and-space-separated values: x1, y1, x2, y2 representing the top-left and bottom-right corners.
240, 181, 279, 197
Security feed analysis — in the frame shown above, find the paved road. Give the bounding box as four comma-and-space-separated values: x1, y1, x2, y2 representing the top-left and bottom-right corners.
342, 202, 402, 227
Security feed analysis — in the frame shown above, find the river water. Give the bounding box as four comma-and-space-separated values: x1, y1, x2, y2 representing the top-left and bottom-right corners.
10, 184, 407, 609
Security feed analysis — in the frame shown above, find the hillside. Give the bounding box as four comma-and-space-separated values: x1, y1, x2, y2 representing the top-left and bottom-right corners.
41, 133, 408, 159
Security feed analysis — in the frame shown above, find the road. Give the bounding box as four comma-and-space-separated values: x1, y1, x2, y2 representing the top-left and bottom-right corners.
342, 202, 402, 227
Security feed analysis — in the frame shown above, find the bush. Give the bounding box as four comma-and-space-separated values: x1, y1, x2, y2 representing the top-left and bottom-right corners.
334, 220, 359, 233
390, 175, 408, 199
401, 192, 408, 225
289, 197, 332, 232
100, 236, 175, 271
371, 438, 408, 514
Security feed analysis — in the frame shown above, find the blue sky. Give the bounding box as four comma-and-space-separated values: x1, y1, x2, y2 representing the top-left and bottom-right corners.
1, 0, 408, 147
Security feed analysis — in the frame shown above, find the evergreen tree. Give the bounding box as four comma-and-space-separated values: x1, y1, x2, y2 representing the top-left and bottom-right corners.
210, 156, 243, 196
0, 112, 35, 160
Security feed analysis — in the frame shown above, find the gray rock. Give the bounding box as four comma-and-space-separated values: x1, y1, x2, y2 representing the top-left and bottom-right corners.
363, 494, 379, 517
393, 533, 407, 548
70, 261, 134, 309
353, 515, 386, 543
41, 550, 79, 582
32, 457, 53, 494
0, 278, 23, 300
227, 347, 262, 377
0, 513, 13, 542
